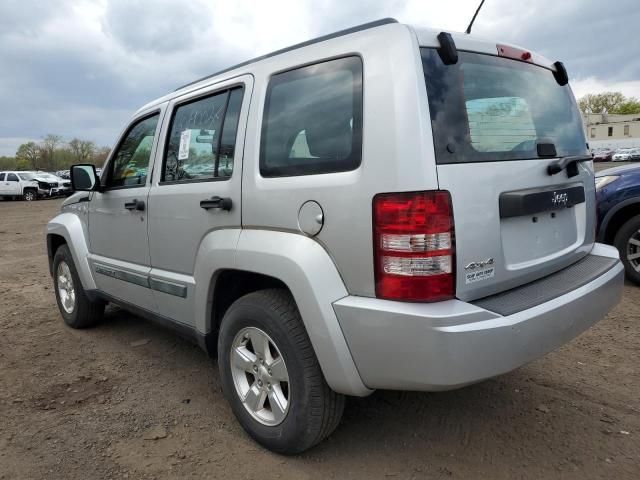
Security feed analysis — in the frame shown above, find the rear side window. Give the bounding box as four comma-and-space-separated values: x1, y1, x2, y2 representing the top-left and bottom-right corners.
162, 87, 243, 183
0, 173, 4, 181
260, 56, 363, 177
421, 48, 587, 163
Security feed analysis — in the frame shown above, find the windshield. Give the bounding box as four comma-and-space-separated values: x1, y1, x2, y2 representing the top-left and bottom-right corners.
421, 48, 588, 164
18, 173, 36, 180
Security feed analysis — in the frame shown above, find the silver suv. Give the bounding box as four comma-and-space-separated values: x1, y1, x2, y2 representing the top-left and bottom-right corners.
47, 19, 624, 454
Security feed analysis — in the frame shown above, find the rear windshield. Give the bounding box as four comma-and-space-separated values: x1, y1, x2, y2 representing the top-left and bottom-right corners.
421, 48, 588, 164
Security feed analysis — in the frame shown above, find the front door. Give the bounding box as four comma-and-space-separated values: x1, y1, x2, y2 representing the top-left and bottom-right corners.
147, 77, 251, 326
5, 173, 21, 195
87, 109, 164, 311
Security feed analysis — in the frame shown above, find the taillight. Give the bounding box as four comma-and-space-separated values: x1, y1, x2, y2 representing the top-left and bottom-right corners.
373, 190, 455, 302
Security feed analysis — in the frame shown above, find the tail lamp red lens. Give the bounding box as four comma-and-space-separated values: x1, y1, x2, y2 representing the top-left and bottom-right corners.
373, 190, 455, 302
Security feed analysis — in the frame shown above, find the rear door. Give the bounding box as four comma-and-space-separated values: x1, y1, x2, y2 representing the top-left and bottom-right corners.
421, 48, 595, 301
147, 77, 251, 326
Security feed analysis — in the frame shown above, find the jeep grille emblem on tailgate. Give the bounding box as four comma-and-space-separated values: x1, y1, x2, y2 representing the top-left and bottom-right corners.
552, 191, 569, 207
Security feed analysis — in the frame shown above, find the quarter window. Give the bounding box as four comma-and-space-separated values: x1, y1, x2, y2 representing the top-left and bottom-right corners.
163, 87, 243, 182
107, 114, 159, 188
260, 56, 363, 177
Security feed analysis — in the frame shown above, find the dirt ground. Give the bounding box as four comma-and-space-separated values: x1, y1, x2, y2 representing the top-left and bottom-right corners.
1, 170, 639, 479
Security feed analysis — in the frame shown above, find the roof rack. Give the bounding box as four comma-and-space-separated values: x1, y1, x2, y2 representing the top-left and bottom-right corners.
174, 18, 398, 91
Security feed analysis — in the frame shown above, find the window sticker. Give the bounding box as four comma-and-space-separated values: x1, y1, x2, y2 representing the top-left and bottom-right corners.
178, 130, 192, 160
465, 267, 495, 284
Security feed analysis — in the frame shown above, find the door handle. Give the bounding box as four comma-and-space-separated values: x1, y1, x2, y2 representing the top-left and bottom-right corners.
200, 196, 232, 211
124, 199, 145, 211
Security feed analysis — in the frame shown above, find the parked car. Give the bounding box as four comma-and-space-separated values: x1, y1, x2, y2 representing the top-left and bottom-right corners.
46, 19, 624, 454
630, 148, 640, 161
593, 149, 614, 162
33, 172, 72, 197
596, 163, 640, 284
0, 171, 39, 200
612, 148, 634, 162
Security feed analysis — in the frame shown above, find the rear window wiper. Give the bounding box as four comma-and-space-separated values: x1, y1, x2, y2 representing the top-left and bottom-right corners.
547, 154, 593, 178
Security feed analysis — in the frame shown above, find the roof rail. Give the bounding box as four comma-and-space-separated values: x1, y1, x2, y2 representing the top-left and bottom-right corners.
174, 18, 398, 91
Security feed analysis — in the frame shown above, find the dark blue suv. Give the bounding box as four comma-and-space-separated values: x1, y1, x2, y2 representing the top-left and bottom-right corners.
596, 163, 640, 284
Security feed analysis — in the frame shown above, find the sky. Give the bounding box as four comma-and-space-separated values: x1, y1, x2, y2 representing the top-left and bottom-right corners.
1, 0, 639, 156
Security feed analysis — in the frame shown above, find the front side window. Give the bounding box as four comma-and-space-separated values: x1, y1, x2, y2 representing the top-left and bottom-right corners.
0, 173, 5, 181
107, 114, 159, 188
163, 87, 243, 183
421, 48, 588, 163
260, 56, 363, 177
7, 173, 18, 182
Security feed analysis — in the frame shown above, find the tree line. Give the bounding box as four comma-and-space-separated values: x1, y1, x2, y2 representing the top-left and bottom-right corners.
578, 91, 640, 115
0, 134, 110, 172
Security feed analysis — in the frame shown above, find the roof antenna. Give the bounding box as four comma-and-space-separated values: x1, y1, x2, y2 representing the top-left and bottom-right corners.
465, 0, 486, 34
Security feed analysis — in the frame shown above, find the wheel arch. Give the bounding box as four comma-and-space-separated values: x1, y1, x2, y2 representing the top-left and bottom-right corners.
599, 197, 640, 244
46, 212, 96, 290
196, 229, 371, 397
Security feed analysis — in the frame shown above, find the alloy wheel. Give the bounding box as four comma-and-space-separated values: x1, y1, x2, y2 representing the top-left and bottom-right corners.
627, 230, 640, 273
229, 326, 290, 426
57, 261, 76, 314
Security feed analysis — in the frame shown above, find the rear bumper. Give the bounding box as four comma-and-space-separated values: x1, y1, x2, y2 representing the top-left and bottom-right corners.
333, 243, 624, 391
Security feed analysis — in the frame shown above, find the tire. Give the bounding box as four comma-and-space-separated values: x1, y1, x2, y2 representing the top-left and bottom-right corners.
22, 189, 37, 201
52, 244, 105, 328
614, 214, 640, 285
218, 289, 345, 454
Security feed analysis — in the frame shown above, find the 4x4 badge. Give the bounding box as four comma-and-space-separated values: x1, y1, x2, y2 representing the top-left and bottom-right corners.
465, 258, 494, 270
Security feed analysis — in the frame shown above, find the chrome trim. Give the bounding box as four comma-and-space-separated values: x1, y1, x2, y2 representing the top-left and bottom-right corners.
93, 263, 188, 298
94, 263, 150, 288
149, 277, 188, 298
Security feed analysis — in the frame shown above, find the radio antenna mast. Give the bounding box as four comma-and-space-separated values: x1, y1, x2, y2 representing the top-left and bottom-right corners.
465, 0, 486, 34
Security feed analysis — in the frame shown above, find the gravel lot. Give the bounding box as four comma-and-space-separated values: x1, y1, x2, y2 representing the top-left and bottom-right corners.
1, 168, 638, 479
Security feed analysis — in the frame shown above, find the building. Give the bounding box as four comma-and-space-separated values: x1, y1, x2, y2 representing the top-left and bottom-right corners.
583, 113, 640, 149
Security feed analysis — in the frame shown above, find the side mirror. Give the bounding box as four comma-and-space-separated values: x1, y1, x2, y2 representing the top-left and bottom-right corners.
71, 164, 99, 191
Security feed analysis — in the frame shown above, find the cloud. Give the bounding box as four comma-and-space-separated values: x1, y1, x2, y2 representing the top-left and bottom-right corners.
0, 0, 638, 156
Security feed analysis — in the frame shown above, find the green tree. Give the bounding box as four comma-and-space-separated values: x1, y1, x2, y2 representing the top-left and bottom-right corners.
68, 138, 97, 163
578, 91, 627, 114
15, 158, 30, 170
15, 142, 41, 169
0, 156, 16, 169
40, 134, 63, 170
612, 98, 640, 115
93, 146, 111, 166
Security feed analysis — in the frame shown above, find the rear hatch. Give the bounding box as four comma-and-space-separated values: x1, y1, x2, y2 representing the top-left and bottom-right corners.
421, 47, 595, 302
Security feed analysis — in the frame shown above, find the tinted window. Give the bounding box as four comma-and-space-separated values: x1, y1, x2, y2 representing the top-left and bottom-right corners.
260, 56, 363, 177
7, 173, 18, 181
107, 114, 159, 188
421, 48, 587, 164
163, 87, 243, 182
0, 173, 4, 181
